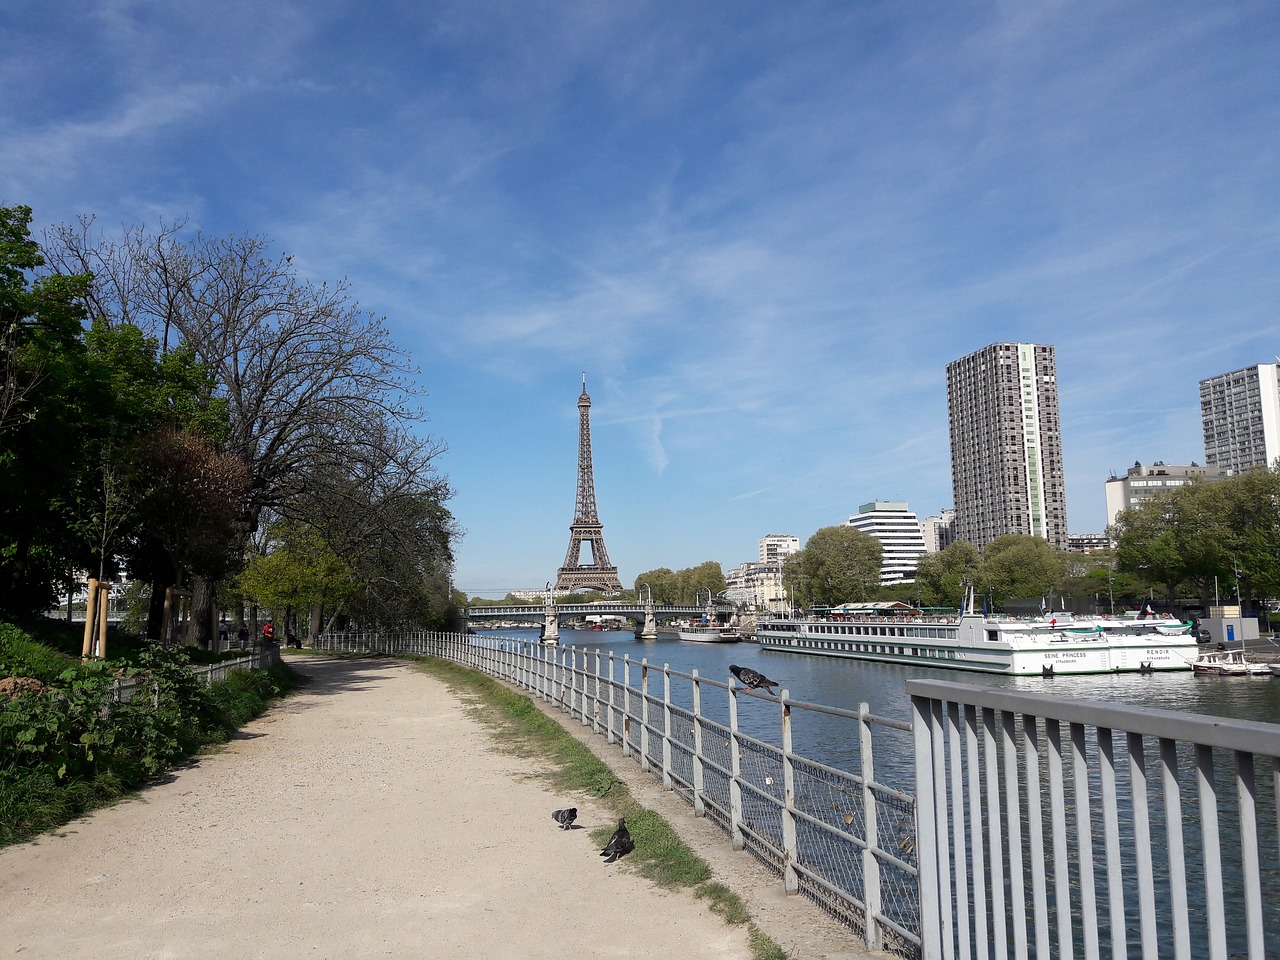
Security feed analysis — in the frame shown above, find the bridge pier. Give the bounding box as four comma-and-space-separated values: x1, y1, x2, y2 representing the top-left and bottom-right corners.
541, 601, 560, 644
637, 603, 658, 641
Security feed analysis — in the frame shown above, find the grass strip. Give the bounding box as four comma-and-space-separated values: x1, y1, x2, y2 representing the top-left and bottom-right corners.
411, 654, 789, 960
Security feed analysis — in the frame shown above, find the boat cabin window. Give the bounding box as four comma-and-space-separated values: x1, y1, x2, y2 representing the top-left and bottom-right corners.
986, 630, 999, 642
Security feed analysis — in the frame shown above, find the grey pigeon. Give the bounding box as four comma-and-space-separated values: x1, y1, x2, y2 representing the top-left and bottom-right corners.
730, 664, 779, 693
599, 818, 634, 863
552, 807, 578, 830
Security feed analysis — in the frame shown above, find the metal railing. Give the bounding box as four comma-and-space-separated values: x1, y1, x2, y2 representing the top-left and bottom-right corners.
910, 679, 1280, 960
110, 645, 282, 704
315, 629, 921, 957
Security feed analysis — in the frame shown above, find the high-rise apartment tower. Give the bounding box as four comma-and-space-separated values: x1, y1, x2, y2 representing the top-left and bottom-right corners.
946, 342, 1068, 550
1199, 361, 1280, 475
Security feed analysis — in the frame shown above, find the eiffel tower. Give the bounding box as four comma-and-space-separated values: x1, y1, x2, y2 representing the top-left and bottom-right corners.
554, 375, 623, 595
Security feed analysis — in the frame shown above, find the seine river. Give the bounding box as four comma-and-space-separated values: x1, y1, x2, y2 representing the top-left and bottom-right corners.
478, 626, 1280, 787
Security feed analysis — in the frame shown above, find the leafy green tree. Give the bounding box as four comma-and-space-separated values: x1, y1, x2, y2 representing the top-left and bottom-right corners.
1215, 466, 1280, 600
633, 567, 679, 604
1110, 492, 1186, 599
0, 205, 94, 612
978, 535, 1065, 607
237, 524, 357, 630
913, 541, 980, 608
787, 525, 882, 607
680, 561, 727, 603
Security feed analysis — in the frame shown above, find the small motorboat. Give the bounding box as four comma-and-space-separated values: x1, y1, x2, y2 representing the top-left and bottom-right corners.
1193, 648, 1271, 677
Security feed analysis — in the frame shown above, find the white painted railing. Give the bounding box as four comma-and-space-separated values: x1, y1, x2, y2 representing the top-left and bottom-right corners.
910, 679, 1280, 960
110, 645, 282, 704
315, 629, 920, 957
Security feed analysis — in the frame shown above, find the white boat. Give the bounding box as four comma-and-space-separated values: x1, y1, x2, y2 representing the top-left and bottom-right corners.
1271, 663, 1280, 678
1192, 648, 1272, 676
755, 594, 1198, 676
676, 623, 741, 643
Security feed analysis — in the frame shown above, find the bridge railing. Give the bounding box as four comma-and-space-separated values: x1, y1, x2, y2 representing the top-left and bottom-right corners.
909, 679, 1280, 960
314, 629, 921, 958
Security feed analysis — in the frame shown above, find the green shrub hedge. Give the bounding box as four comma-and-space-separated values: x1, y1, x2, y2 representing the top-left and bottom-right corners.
1, 621, 299, 847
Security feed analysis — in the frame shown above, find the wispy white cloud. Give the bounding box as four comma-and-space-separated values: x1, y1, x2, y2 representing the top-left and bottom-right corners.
3, 0, 1277, 588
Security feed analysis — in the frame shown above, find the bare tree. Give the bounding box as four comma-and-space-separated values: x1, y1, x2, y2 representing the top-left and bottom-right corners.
44, 223, 450, 645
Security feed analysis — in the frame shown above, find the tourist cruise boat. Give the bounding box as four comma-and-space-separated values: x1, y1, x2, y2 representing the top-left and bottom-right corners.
676, 622, 741, 643
754, 594, 1199, 676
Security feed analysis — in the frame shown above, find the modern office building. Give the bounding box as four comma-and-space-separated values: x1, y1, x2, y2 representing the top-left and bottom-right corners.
1199, 361, 1280, 474
846, 501, 928, 585
1104, 460, 1231, 529
946, 342, 1068, 550
919, 509, 955, 553
758, 534, 800, 564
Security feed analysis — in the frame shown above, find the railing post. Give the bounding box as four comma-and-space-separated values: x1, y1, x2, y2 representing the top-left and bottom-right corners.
661, 664, 673, 789
912, 692, 944, 960
728, 677, 744, 851
607, 653, 617, 745
859, 701, 882, 951
640, 659, 651, 772
564, 648, 574, 713
691, 669, 706, 817
780, 689, 799, 894
622, 656, 632, 758
592, 649, 602, 734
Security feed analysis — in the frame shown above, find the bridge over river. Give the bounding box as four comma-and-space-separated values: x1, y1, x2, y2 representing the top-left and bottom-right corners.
465, 601, 720, 641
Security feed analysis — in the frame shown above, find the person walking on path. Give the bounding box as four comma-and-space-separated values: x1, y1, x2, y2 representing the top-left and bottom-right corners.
0, 656, 753, 960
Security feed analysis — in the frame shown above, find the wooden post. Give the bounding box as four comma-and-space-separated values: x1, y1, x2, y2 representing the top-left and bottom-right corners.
94, 582, 110, 660
82, 578, 99, 659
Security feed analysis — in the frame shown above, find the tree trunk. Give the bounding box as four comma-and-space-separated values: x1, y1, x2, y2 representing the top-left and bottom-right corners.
146, 581, 166, 641
191, 576, 217, 650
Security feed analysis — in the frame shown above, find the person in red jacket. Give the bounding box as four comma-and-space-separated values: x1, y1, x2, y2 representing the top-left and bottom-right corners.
262, 621, 275, 643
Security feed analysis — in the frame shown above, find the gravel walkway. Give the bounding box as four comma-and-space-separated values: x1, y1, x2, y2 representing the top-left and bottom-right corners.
1, 655, 756, 960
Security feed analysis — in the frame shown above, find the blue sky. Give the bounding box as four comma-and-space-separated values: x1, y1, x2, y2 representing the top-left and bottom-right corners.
3, 2, 1278, 598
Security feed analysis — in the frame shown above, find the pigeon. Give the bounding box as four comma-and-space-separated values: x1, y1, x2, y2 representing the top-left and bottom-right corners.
552, 807, 578, 830
599, 818, 634, 863
730, 664, 779, 693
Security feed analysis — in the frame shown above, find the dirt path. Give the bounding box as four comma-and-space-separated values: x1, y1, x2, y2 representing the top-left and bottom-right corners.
2, 656, 757, 960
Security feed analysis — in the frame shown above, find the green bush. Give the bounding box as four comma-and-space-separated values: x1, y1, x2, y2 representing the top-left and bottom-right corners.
0, 622, 79, 681
1, 624, 300, 847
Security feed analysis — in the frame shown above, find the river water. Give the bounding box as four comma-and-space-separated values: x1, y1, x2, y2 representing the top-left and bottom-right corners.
478, 626, 1280, 786
482, 626, 1280, 724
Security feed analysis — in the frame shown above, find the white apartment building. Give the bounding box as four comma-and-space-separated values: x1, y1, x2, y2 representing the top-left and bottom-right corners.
724, 561, 787, 612
758, 534, 800, 564
1200, 361, 1280, 474
846, 501, 928, 585
947, 342, 1068, 549
1104, 460, 1231, 529
920, 508, 955, 553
